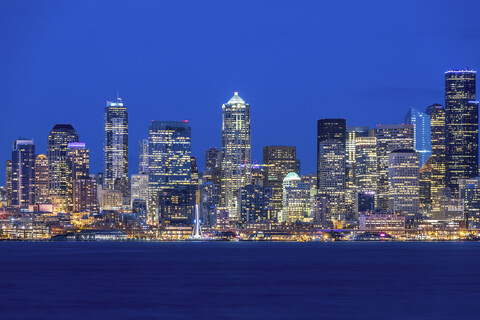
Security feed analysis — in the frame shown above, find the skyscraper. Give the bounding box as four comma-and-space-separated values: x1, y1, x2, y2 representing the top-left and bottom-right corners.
263, 146, 296, 217
376, 124, 414, 211
346, 126, 370, 188
281, 172, 311, 223
66, 142, 90, 210
73, 178, 98, 213
317, 119, 346, 215
204, 147, 221, 185
425, 104, 447, 204
103, 97, 128, 190
138, 139, 149, 173
148, 121, 191, 222
5, 160, 12, 206
34, 154, 50, 204
388, 149, 420, 219
221, 92, 251, 220
47, 124, 79, 212
11, 139, 35, 206
405, 107, 432, 167
445, 70, 478, 196
238, 184, 273, 222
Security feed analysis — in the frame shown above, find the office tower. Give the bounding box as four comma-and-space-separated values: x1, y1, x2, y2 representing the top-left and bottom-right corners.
419, 158, 432, 216
281, 172, 311, 223
11, 139, 35, 206
191, 156, 199, 186
138, 139, 149, 173
388, 149, 420, 219
425, 104, 447, 204
130, 173, 149, 205
148, 121, 191, 222
47, 123, 79, 211
238, 185, 273, 222
355, 136, 377, 191
221, 92, 251, 220
445, 70, 478, 196
103, 97, 128, 190
317, 119, 346, 216
100, 189, 123, 210
34, 154, 49, 204
263, 146, 296, 216
66, 142, 90, 211
157, 185, 196, 225
346, 126, 369, 188
73, 178, 98, 213
250, 166, 265, 186
312, 194, 332, 228
203, 147, 221, 185
199, 182, 220, 227
5, 160, 12, 205
404, 107, 432, 167
459, 178, 480, 228
376, 124, 414, 210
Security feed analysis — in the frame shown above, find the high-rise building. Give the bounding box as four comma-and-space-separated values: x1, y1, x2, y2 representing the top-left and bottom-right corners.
405, 107, 432, 167
47, 123, 79, 211
103, 97, 128, 190
388, 149, 420, 219
34, 154, 49, 204
445, 70, 478, 196
355, 136, 377, 191
130, 173, 149, 205
317, 119, 346, 186
157, 185, 196, 225
281, 172, 311, 223
376, 124, 414, 211
73, 178, 98, 213
425, 104, 447, 205
191, 156, 199, 187
203, 147, 221, 185
238, 185, 273, 222
263, 146, 296, 216
66, 142, 90, 211
5, 160, 12, 206
459, 178, 480, 229
419, 157, 432, 216
221, 92, 251, 220
199, 182, 219, 227
346, 126, 369, 188
138, 139, 149, 173
11, 139, 35, 206
148, 121, 191, 222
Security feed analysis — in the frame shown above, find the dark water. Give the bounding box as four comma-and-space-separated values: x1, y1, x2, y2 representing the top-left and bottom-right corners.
1, 242, 479, 319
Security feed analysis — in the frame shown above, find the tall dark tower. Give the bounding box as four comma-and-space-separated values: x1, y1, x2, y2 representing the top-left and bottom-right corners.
11, 139, 36, 206
445, 70, 478, 196
317, 119, 346, 189
104, 97, 129, 190
48, 124, 79, 212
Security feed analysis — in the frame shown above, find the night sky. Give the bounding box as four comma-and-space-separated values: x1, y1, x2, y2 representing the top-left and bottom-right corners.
1, 0, 479, 183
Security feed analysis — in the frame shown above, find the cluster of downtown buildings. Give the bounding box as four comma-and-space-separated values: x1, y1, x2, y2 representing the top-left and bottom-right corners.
1, 69, 480, 240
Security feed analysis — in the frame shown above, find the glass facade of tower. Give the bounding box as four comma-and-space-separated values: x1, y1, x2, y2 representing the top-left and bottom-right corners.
317, 119, 346, 189
103, 97, 128, 190
281, 172, 311, 223
138, 139, 149, 174
148, 121, 191, 222
263, 146, 296, 217
5, 160, 12, 206
346, 126, 370, 188
445, 70, 478, 196
221, 92, 251, 220
405, 107, 432, 168
34, 154, 50, 204
11, 139, 35, 206
238, 184, 273, 222
388, 149, 420, 218
47, 124, 79, 212
66, 142, 90, 211
376, 124, 414, 211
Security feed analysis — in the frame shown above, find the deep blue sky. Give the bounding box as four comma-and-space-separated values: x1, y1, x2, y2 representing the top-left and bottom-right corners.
1, 0, 479, 184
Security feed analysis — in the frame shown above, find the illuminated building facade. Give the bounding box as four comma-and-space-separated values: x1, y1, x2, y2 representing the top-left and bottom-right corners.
425, 104, 446, 205
355, 136, 377, 191
419, 158, 432, 215
157, 185, 196, 225
199, 182, 219, 227
34, 154, 50, 204
66, 142, 90, 211
48, 124, 79, 211
138, 139, 149, 173
405, 107, 432, 167
238, 184, 273, 222
445, 70, 478, 195
376, 124, 414, 211
359, 211, 405, 230
130, 173, 149, 205
221, 92, 251, 220
148, 121, 191, 221
11, 139, 35, 206
459, 178, 480, 229
388, 149, 420, 218
281, 172, 311, 223
73, 178, 98, 213
103, 97, 128, 190
312, 193, 332, 228
346, 126, 369, 188
101, 189, 123, 210
263, 146, 296, 216
203, 147, 221, 185
5, 160, 12, 206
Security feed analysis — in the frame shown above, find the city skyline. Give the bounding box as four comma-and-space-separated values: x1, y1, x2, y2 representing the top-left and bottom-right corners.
1, 1, 480, 183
